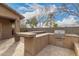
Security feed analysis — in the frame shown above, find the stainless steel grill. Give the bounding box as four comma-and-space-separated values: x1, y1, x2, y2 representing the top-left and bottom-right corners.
54, 30, 65, 39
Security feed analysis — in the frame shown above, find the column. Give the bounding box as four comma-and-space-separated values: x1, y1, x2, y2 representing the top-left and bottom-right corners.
14, 18, 20, 42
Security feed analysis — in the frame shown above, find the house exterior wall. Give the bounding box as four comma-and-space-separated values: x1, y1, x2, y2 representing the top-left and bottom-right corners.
0, 19, 12, 40
0, 4, 22, 40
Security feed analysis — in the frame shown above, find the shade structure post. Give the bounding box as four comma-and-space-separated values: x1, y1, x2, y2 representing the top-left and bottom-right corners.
14, 18, 20, 42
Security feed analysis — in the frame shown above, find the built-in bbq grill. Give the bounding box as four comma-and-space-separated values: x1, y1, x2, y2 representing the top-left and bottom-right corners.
54, 30, 65, 39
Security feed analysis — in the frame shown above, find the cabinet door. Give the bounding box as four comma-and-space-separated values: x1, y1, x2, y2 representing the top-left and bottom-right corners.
55, 38, 64, 47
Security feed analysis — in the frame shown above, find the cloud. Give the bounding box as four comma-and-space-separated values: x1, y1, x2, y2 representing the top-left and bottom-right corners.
22, 4, 57, 18
25, 3, 44, 9
18, 6, 35, 13
20, 9, 41, 26
48, 5, 57, 14
57, 15, 79, 27
22, 9, 41, 19
18, 6, 27, 11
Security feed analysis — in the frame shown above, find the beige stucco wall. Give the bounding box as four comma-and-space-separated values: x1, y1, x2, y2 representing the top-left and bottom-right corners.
74, 43, 79, 56
24, 34, 48, 56
18, 33, 79, 55
0, 19, 12, 40
49, 34, 79, 49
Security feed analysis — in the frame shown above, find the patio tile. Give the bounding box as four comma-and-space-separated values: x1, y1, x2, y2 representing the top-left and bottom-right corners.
37, 45, 75, 56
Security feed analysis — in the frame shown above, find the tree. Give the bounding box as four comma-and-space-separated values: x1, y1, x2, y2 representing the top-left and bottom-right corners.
49, 22, 58, 32
26, 16, 38, 28
43, 13, 55, 28
53, 22, 58, 29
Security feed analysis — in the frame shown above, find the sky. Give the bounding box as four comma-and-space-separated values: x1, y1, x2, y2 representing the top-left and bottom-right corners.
7, 3, 79, 27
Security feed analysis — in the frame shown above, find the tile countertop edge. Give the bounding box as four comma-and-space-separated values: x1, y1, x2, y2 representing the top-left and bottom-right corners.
16, 32, 36, 37
16, 32, 79, 38
65, 34, 79, 38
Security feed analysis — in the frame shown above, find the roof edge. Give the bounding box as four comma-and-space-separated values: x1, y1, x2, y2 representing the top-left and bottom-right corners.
0, 3, 24, 19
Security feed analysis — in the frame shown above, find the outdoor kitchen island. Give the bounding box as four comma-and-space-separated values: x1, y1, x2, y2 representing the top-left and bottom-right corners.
17, 32, 79, 56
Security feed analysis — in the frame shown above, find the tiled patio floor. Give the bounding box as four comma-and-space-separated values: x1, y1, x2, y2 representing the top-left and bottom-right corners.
0, 38, 24, 56
0, 38, 75, 56
37, 45, 75, 56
